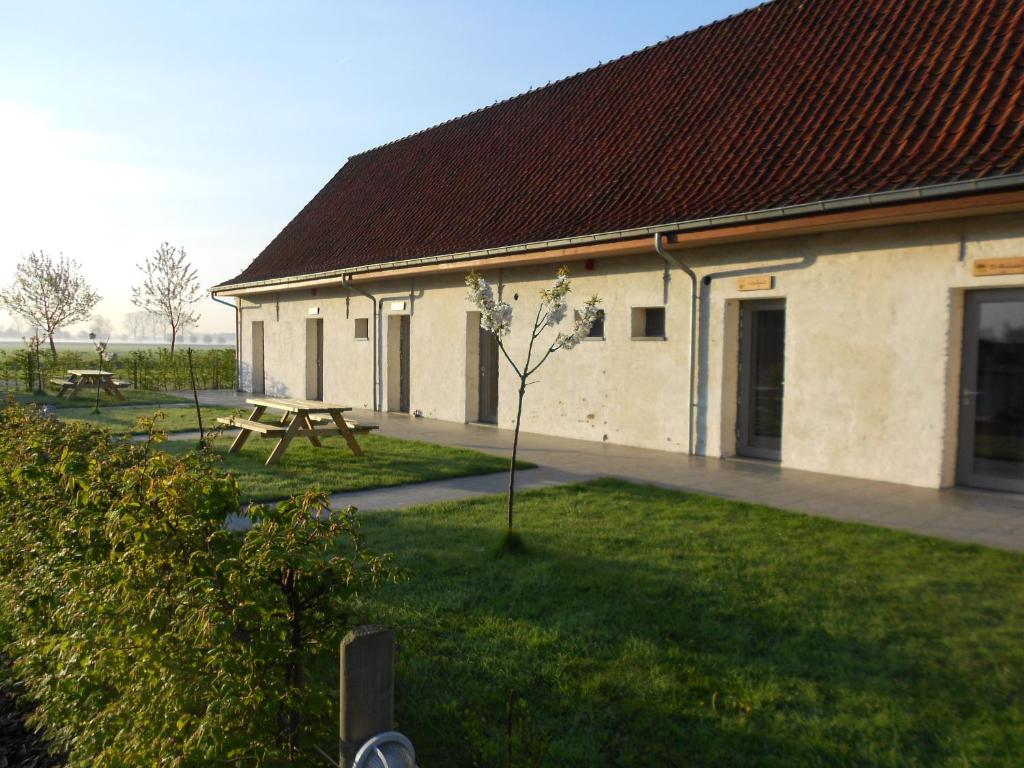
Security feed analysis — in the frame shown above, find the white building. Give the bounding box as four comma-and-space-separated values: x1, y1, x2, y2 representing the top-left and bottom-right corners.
214, 0, 1024, 494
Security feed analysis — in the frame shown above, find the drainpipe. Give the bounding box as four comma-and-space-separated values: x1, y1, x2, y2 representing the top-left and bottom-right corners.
211, 294, 242, 392
345, 281, 380, 412
653, 233, 699, 455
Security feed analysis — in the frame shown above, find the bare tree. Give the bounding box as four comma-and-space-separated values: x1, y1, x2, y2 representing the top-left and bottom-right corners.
131, 242, 202, 355
0, 251, 101, 360
90, 314, 114, 339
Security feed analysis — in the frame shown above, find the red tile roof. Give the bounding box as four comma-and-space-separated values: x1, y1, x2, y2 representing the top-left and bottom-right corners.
223, 0, 1024, 286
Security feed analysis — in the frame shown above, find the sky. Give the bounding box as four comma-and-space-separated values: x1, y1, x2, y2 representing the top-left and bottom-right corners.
0, 0, 758, 335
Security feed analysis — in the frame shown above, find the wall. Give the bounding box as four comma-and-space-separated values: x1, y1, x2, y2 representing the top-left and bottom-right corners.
234, 211, 1024, 489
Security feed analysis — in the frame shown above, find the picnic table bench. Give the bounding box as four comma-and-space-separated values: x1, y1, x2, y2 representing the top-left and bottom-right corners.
52, 370, 127, 401
216, 397, 378, 466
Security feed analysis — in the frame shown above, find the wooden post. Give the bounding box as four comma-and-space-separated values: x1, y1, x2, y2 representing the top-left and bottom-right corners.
339, 625, 395, 768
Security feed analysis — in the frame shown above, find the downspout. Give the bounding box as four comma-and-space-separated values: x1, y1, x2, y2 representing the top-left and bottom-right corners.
654, 233, 699, 455
211, 294, 242, 392
345, 281, 380, 411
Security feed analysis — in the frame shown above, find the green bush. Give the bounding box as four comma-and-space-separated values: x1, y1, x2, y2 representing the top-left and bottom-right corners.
0, 403, 397, 766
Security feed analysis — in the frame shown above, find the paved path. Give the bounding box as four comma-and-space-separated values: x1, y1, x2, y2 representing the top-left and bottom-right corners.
183, 390, 1024, 551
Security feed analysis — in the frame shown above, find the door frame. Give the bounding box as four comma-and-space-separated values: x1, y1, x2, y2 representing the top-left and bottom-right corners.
737, 299, 786, 461
956, 288, 1024, 493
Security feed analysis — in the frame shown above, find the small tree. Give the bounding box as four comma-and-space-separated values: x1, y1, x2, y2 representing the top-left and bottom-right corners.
131, 242, 201, 356
466, 267, 601, 542
0, 251, 101, 360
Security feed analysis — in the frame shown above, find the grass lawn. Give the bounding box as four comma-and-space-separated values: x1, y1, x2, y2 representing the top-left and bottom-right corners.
3, 389, 190, 409
60, 404, 240, 433
160, 433, 528, 502
358, 480, 1024, 767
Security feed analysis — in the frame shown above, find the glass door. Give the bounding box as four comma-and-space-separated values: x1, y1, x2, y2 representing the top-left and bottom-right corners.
957, 290, 1024, 493
738, 300, 786, 460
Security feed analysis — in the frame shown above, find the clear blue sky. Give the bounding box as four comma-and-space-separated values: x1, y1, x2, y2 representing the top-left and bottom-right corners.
0, 1, 758, 333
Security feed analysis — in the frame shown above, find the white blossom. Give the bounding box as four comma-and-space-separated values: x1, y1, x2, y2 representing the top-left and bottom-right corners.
465, 273, 513, 337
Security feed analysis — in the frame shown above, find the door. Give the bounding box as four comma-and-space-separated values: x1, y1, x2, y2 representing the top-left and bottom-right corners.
738, 300, 786, 460
251, 321, 265, 394
398, 315, 410, 413
957, 290, 1024, 493
305, 318, 323, 400
478, 327, 499, 423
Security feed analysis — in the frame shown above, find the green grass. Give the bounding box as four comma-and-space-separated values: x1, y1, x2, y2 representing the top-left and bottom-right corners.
160, 433, 528, 502
59, 405, 240, 433
357, 480, 1024, 767
2, 389, 191, 409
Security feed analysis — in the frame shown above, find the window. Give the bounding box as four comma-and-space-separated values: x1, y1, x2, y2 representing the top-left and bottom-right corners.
576, 308, 605, 339
631, 307, 666, 339
354, 318, 369, 339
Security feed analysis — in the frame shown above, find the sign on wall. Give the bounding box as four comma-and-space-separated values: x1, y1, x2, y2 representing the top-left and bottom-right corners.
972, 257, 1024, 277
737, 275, 774, 291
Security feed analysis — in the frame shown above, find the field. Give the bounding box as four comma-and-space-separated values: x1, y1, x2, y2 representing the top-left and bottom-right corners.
0, 339, 232, 353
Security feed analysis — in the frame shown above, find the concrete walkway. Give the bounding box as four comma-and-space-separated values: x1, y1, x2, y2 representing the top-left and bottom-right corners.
183, 390, 1024, 551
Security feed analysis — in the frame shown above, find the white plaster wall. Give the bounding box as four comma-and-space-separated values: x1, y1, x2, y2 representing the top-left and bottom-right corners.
232, 212, 1024, 489
699, 212, 1024, 488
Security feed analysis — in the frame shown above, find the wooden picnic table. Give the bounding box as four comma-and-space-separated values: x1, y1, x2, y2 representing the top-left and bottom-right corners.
217, 397, 377, 466
51, 369, 127, 401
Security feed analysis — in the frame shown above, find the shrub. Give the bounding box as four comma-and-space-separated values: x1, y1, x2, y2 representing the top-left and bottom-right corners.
0, 403, 396, 765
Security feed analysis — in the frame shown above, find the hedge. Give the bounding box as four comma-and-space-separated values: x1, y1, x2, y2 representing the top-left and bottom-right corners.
0, 347, 236, 392
0, 403, 397, 766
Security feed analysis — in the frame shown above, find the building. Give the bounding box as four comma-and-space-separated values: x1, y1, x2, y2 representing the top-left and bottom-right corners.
214, 0, 1024, 494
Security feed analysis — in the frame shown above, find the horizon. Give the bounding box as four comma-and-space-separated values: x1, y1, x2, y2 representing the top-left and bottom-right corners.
0, 0, 757, 336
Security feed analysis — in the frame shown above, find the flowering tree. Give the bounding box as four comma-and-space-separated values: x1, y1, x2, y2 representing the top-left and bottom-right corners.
131, 242, 201, 356
466, 266, 601, 536
0, 251, 101, 361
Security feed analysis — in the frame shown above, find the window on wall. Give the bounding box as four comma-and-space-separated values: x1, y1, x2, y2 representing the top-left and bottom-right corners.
354, 318, 369, 339
631, 307, 666, 339
576, 308, 605, 339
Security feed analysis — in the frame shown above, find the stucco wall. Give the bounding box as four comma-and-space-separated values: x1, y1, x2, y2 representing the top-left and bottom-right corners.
235, 212, 1024, 489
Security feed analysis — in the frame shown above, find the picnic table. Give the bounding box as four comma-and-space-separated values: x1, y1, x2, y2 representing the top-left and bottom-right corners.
217, 397, 378, 466
50, 370, 128, 401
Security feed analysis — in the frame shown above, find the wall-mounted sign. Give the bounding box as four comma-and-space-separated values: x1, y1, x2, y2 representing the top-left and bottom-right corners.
307, 306, 320, 316
390, 301, 407, 311
738, 275, 774, 291
972, 257, 1024, 277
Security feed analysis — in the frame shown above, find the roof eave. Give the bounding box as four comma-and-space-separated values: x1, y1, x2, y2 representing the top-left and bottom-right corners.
211, 172, 1024, 295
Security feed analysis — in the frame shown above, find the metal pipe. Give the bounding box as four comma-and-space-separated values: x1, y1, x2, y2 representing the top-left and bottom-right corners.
346, 282, 380, 411
212, 173, 1024, 294
654, 233, 699, 455
211, 294, 242, 392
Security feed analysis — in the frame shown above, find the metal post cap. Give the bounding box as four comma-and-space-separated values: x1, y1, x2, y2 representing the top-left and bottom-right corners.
352, 731, 417, 768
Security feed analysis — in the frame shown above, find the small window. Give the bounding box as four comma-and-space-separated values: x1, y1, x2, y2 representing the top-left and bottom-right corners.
631, 307, 666, 339
576, 309, 605, 339
354, 318, 369, 339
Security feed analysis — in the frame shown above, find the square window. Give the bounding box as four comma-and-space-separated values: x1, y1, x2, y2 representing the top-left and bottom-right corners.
354, 318, 369, 339
631, 307, 666, 339
575, 308, 605, 339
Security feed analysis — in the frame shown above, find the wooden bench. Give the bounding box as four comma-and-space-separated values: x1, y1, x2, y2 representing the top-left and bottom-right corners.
308, 413, 380, 433
49, 379, 75, 389
216, 417, 287, 435
112, 380, 130, 388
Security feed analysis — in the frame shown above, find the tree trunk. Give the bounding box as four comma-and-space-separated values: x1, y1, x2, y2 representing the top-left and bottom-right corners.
169, 327, 176, 356
506, 382, 527, 530
48, 334, 57, 362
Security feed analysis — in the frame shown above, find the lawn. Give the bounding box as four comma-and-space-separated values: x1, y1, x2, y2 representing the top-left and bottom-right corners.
2, 389, 191, 409
60, 404, 240, 433
160, 433, 527, 502
358, 480, 1024, 767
